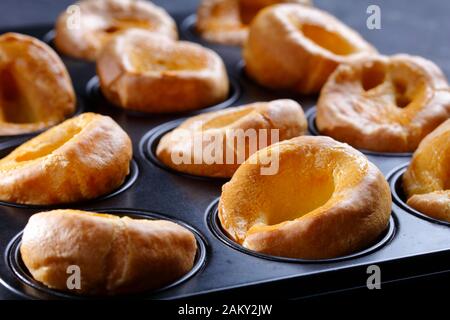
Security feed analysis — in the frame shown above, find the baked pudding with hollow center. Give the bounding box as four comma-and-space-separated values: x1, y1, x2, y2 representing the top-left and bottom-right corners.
0, 113, 132, 205
219, 136, 392, 259
317, 54, 450, 152
20, 209, 197, 295
156, 99, 307, 178
403, 119, 450, 222
196, 0, 312, 46
55, 0, 177, 61
97, 29, 229, 113
0, 33, 76, 136
243, 4, 376, 95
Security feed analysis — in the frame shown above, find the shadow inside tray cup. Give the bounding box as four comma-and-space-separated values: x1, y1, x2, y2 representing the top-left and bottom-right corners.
389, 165, 450, 227
206, 199, 396, 263
0, 142, 139, 209
85, 75, 241, 118
180, 14, 202, 43
306, 107, 413, 158
4, 209, 207, 299
180, 14, 240, 51
42, 29, 94, 66
235, 60, 319, 103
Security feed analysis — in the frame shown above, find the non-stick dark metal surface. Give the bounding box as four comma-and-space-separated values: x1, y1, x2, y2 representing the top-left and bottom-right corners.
0, 1, 449, 299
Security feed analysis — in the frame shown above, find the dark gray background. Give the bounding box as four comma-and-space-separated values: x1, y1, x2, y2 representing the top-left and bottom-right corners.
0, 0, 448, 77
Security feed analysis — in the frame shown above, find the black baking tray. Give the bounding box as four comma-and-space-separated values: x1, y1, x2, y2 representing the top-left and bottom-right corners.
0, 5, 449, 300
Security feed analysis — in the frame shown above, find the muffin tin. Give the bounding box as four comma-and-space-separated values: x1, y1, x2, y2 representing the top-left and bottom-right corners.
0, 11, 449, 299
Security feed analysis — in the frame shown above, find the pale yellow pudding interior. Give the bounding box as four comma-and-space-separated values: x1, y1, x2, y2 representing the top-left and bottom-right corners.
354, 60, 430, 124
128, 45, 207, 73
222, 143, 367, 243
404, 122, 450, 196
403, 120, 450, 221
0, 120, 83, 168
300, 23, 357, 56
254, 152, 336, 227
362, 62, 425, 105
0, 63, 40, 124
94, 18, 154, 47
14, 127, 82, 162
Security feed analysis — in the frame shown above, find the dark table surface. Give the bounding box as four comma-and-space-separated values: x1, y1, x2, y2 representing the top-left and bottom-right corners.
0, 0, 449, 77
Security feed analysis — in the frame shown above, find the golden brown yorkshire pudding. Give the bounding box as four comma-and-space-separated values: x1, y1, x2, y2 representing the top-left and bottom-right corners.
403, 119, 450, 222
317, 54, 450, 152
219, 136, 391, 259
156, 99, 307, 178
97, 29, 229, 113
55, 0, 177, 61
21, 210, 197, 295
243, 4, 376, 95
0, 113, 132, 205
196, 0, 312, 46
0, 33, 75, 136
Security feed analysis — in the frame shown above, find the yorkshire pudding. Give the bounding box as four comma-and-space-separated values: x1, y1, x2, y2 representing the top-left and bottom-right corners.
55, 0, 177, 61
156, 99, 307, 177
317, 54, 450, 152
196, 0, 312, 46
0, 113, 132, 205
243, 4, 376, 94
0, 33, 75, 136
97, 29, 229, 113
403, 119, 450, 222
219, 136, 392, 259
21, 210, 197, 295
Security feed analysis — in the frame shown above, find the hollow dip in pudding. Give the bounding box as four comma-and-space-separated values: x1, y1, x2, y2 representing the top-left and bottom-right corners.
0, 33, 75, 135
243, 4, 376, 94
0, 113, 132, 205
97, 29, 229, 113
219, 136, 392, 259
157, 99, 307, 177
55, 0, 177, 60
317, 54, 450, 152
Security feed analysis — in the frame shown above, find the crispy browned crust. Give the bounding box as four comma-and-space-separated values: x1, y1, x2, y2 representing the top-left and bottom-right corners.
97, 29, 229, 113
317, 54, 450, 152
156, 99, 307, 177
0, 113, 132, 205
55, 0, 178, 61
243, 4, 376, 94
196, 0, 312, 46
403, 119, 450, 221
20, 210, 197, 295
219, 136, 392, 259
